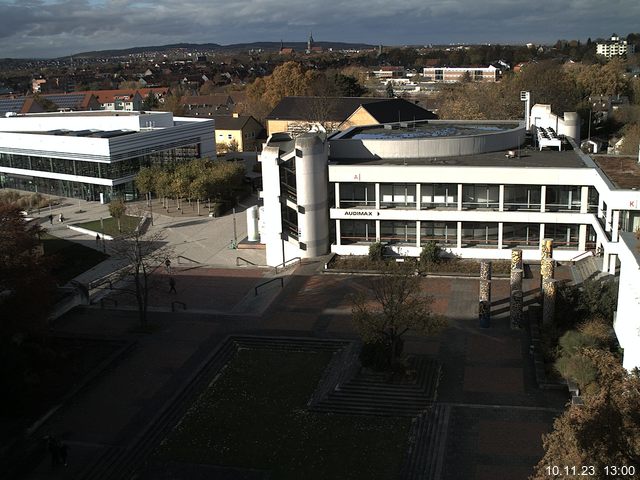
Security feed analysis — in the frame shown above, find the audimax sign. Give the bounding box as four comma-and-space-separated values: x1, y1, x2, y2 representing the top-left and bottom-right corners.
344, 210, 380, 216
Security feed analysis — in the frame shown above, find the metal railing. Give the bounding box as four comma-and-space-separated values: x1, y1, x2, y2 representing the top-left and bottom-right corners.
177, 255, 201, 264
236, 256, 258, 266
274, 256, 301, 274
570, 250, 594, 264
254, 277, 284, 296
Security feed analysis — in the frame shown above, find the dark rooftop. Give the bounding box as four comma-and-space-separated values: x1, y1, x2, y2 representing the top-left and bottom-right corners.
593, 156, 640, 189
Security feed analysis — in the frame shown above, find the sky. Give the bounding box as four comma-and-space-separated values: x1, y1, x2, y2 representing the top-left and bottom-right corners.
0, 0, 639, 59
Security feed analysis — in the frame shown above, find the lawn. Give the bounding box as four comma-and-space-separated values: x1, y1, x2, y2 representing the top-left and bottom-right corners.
155, 348, 411, 479
75, 215, 141, 237
41, 233, 109, 283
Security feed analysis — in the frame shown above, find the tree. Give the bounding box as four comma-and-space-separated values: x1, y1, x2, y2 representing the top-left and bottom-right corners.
351, 263, 446, 367
141, 91, 159, 110
0, 204, 54, 339
108, 198, 126, 232
108, 227, 173, 328
385, 82, 395, 98
531, 349, 640, 479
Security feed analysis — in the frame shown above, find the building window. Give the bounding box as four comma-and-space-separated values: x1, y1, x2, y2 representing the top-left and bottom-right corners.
420, 221, 457, 246
545, 186, 581, 211
462, 222, 498, 247
281, 204, 298, 240
380, 221, 416, 245
339, 183, 376, 208
503, 185, 541, 211
340, 220, 376, 245
421, 183, 457, 209
545, 223, 580, 249
380, 183, 416, 208
474, 70, 483, 80
435, 69, 443, 81
462, 184, 499, 210
502, 223, 540, 248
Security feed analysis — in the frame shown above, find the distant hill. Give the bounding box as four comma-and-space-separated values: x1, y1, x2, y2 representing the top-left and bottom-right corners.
70, 41, 376, 58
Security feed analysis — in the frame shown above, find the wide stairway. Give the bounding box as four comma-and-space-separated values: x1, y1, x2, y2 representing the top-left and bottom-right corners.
310, 356, 441, 417
571, 255, 606, 284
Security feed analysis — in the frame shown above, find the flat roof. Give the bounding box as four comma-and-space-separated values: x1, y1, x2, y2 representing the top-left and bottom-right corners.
343, 121, 519, 140
592, 156, 640, 190
330, 145, 588, 169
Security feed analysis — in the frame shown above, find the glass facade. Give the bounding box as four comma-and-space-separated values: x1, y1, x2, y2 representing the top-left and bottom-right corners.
545, 223, 580, 249
504, 185, 541, 211
462, 222, 499, 247
0, 143, 201, 201
340, 183, 376, 208
421, 183, 457, 209
380, 184, 416, 208
380, 220, 416, 244
502, 223, 540, 248
546, 186, 581, 211
462, 184, 499, 210
340, 220, 376, 244
420, 221, 457, 246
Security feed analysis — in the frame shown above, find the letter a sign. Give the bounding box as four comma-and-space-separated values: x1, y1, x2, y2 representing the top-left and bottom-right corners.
353, 174, 360, 181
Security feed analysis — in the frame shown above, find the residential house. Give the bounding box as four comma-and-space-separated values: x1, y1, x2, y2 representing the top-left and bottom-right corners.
214, 114, 265, 152
266, 97, 437, 137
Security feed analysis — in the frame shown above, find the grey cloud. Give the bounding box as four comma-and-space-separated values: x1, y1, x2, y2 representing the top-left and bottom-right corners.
0, 0, 639, 57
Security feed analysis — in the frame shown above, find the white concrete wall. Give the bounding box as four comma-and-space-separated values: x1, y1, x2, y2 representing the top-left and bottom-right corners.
614, 232, 640, 371
0, 111, 175, 132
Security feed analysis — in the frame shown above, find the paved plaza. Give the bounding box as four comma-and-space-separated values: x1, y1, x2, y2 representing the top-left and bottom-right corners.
10, 194, 570, 479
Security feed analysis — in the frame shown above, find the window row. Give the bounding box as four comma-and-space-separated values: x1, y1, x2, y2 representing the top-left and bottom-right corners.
340, 220, 593, 249
337, 183, 599, 213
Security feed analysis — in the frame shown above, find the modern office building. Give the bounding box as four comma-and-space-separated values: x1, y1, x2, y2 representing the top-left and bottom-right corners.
0, 111, 215, 202
259, 104, 640, 370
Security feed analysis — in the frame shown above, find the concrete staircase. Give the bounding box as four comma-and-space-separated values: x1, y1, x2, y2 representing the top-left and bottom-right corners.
400, 404, 451, 480
310, 356, 441, 417
571, 255, 606, 284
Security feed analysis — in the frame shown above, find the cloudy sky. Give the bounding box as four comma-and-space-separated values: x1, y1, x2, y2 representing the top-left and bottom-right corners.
1, 0, 639, 58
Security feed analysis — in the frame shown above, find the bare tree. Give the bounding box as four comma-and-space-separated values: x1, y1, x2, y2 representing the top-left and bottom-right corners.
351, 263, 446, 367
108, 224, 173, 327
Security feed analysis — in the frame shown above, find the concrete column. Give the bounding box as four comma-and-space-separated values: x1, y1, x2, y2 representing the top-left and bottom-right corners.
608, 254, 617, 275
375, 183, 380, 210
335, 219, 341, 246
457, 184, 463, 211
540, 185, 546, 213
498, 222, 504, 249
416, 183, 421, 211
605, 206, 612, 232
542, 278, 557, 325
612, 210, 620, 242
598, 197, 604, 219
580, 186, 589, 214
479, 260, 492, 328
510, 287, 523, 329
416, 220, 421, 248
510, 249, 524, 329
457, 221, 462, 249
499, 184, 505, 212
539, 224, 545, 250
335, 183, 340, 208
578, 224, 587, 251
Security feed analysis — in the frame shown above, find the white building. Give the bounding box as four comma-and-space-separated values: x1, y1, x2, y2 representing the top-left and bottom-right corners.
0, 111, 215, 202
422, 65, 500, 82
596, 34, 636, 58
259, 106, 640, 370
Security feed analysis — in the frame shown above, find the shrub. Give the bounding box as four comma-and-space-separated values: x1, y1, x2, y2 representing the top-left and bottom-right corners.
368, 242, 385, 262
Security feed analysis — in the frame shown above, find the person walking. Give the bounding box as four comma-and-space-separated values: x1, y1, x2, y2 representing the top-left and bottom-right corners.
48, 214, 53, 225
58, 213, 64, 223
169, 276, 177, 294
165, 258, 172, 274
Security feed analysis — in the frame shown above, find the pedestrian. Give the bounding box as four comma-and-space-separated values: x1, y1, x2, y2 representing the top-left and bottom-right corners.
48, 214, 53, 225
47, 436, 61, 468
165, 258, 172, 274
58, 213, 64, 223
169, 276, 177, 294
59, 442, 68, 467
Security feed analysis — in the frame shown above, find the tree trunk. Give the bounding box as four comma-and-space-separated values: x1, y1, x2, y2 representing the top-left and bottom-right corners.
117, 217, 121, 233
197, 198, 200, 216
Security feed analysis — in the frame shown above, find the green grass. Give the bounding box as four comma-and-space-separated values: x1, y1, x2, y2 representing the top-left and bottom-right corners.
75, 215, 140, 236
156, 349, 411, 479
41, 233, 109, 283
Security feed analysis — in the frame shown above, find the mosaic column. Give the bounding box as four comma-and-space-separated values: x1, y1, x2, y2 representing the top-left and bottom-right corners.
510, 288, 523, 329
511, 249, 523, 271
479, 261, 492, 328
540, 239, 553, 291
542, 279, 557, 325
541, 238, 553, 260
